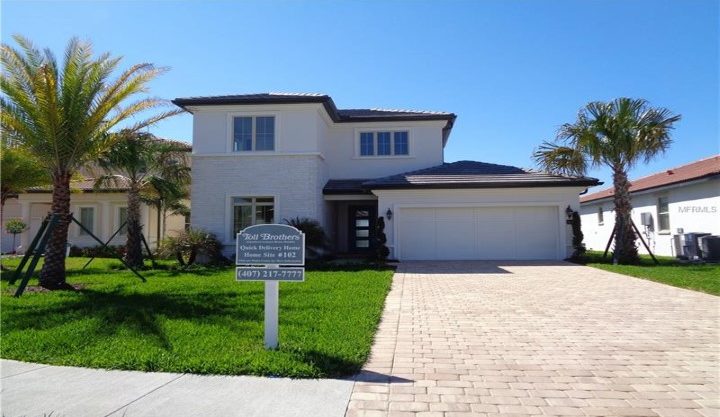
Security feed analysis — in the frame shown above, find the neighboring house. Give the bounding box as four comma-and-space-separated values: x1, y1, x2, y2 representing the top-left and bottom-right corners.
0, 141, 192, 254
580, 155, 720, 257
173, 93, 599, 261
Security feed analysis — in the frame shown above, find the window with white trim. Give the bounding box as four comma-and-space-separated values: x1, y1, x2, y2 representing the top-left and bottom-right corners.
233, 116, 275, 151
79, 207, 94, 235
358, 131, 409, 156
657, 197, 670, 232
597, 206, 604, 225
232, 197, 274, 236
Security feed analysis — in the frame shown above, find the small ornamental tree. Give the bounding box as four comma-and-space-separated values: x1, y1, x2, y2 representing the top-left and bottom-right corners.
570, 210, 586, 260
374, 216, 390, 262
5, 218, 26, 254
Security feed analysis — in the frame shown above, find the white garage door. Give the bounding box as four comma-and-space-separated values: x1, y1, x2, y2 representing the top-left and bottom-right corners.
397, 206, 560, 260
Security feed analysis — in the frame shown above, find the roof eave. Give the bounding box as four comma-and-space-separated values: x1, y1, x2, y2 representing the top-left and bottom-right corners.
366, 180, 601, 190
580, 172, 719, 204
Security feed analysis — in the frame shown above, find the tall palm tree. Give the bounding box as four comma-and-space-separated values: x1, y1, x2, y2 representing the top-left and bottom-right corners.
533, 98, 680, 264
95, 131, 190, 268
0, 35, 181, 288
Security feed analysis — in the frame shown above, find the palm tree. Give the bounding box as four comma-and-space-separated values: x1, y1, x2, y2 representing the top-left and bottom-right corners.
533, 98, 680, 264
0, 141, 49, 208
95, 131, 190, 268
0, 35, 181, 289
141, 177, 190, 249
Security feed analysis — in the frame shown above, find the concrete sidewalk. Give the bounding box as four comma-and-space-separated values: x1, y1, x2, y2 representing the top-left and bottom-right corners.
0, 359, 354, 417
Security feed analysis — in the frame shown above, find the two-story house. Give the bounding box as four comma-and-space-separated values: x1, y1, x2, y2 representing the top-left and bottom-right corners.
172, 93, 599, 261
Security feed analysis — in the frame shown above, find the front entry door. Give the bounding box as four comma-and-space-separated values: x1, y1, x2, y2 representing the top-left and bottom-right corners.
349, 205, 376, 252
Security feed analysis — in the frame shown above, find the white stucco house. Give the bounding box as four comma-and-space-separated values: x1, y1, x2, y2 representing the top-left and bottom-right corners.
580, 155, 720, 257
173, 93, 599, 261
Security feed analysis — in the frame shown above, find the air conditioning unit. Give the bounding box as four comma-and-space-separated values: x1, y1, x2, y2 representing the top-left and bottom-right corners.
699, 235, 720, 262
676, 232, 712, 260
640, 212, 653, 227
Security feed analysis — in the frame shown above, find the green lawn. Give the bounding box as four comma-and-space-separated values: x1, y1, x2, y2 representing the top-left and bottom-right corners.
583, 251, 720, 296
0, 257, 394, 378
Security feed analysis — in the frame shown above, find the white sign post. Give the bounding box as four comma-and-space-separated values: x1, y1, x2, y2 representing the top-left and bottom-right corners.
235, 224, 305, 350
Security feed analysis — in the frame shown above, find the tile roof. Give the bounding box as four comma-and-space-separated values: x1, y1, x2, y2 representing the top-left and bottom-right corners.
172, 93, 456, 124
322, 161, 599, 194
580, 155, 720, 203
363, 161, 599, 189
27, 177, 131, 193
323, 179, 373, 195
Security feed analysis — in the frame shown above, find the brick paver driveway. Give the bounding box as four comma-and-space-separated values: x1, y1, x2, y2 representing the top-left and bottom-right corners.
346, 261, 719, 417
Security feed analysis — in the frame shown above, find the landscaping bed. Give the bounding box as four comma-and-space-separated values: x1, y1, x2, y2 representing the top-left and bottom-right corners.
582, 251, 719, 296
0, 257, 394, 378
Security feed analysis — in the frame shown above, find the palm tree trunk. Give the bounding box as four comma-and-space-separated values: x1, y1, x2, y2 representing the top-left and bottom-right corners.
125, 185, 144, 268
612, 166, 639, 264
39, 171, 72, 289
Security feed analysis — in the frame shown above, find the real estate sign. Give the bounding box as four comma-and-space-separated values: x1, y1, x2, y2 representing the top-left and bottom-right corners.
236, 224, 305, 266
235, 224, 305, 350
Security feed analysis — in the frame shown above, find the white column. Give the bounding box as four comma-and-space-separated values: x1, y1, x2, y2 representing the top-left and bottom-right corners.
19, 201, 30, 250
142, 204, 151, 247
101, 202, 112, 242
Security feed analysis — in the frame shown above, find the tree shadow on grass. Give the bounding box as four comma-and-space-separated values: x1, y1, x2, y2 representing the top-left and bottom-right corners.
3, 288, 265, 350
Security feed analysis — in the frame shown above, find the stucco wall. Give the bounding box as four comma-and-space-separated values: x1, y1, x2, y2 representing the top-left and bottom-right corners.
1, 192, 185, 253
323, 121, 446, 179
580, 178, 720, 256
190, 155, 326, 255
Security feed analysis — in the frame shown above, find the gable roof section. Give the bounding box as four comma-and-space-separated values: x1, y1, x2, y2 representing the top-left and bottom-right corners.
322, 161, 599, 194
27, 177, 130, 193
172, 92, 456, 127
580, 155, 720, 204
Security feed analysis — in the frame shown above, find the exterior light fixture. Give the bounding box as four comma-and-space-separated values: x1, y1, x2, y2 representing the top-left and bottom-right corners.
386, 208, 393, 220
565, 206, 574, 223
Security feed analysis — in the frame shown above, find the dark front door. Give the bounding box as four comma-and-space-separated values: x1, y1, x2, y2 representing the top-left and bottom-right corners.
349, 205, 376, 252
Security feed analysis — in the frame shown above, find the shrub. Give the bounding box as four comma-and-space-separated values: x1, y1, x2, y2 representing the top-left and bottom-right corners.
283, 217, 330, 259
68, 244, 126, 258
159, 228, 227, 268
570, 210, 586, 260
373, 216, 390, 262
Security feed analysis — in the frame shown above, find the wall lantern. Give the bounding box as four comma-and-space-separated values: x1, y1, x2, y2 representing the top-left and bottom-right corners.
385, 208, 393, 220
565, 206, 574, 223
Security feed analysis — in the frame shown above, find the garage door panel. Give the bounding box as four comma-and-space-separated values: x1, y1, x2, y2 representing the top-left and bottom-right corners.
514, 207, 559, 259
475, 208, 516, 259
398, 219, 436, 261
398, 206, 560, 261
436, 216, 476, 259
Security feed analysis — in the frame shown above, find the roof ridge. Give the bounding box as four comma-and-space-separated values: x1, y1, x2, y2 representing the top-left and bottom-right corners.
627, 154, 720, 183
584, 154, 720, 196
267, 91, 326, 97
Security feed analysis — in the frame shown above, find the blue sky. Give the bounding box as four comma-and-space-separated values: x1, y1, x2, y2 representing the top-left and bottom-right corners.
2, 0, 718, 189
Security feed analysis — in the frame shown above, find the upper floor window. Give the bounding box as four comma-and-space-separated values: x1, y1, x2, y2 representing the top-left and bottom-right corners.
657, 196, 670, 233
597, 206, 604, 226
233, 116, 275, 152
358, 131, 409, 157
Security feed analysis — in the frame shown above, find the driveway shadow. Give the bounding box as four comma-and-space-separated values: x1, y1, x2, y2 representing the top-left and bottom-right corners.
397, 260, 575, 274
